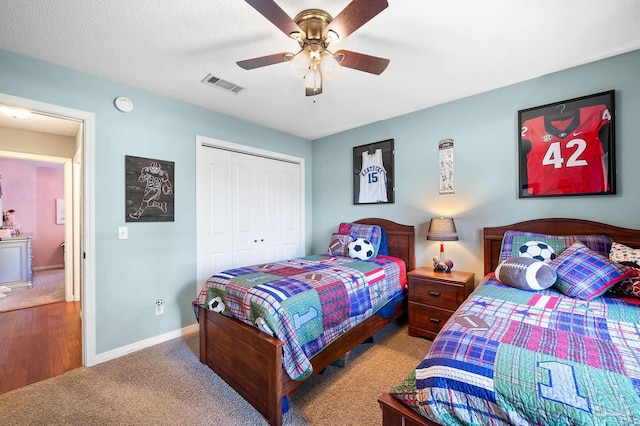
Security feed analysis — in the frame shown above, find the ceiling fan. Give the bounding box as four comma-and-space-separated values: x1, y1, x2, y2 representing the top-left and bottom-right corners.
237, 0, 390, 97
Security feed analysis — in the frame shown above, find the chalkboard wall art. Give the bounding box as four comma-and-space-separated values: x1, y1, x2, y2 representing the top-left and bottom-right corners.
125, 155, 174, 222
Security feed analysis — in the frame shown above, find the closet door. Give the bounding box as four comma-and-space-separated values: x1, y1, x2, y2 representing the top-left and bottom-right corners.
232, 151, 262, 266
259, 156, 301, 263
197, 144, 302, 290
197, 148, 234, 285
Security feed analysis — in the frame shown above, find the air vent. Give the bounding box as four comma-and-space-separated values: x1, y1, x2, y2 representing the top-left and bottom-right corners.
201, 74, 245, 94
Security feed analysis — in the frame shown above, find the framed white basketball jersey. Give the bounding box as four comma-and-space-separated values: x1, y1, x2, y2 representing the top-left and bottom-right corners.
352, 139, 394, 204
358, 149, 387, 203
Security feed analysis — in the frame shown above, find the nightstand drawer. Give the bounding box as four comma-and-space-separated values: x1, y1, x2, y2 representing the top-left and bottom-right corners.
408, 303, 454, 335
408, 280, 463, 311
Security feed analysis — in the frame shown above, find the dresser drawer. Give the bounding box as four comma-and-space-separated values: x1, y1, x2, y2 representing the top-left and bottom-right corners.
408, 280, 463, 310
408, 303, 454, 335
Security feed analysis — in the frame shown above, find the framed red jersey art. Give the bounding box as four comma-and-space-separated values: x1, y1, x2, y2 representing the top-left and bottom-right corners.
518, 90, 615, 198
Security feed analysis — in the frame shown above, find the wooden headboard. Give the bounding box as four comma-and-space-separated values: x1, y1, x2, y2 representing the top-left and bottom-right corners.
355, 218, 415, 272
483, 218, 640, 275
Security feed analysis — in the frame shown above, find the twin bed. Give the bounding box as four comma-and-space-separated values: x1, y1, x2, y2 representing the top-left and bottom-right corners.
194, 218, 415, 426
379, 218, 640, 426
194, 217, 640, 425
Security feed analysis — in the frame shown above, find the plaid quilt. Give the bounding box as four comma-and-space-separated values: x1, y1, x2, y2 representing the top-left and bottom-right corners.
390, 276, 640, 425
194, 254, 405, 381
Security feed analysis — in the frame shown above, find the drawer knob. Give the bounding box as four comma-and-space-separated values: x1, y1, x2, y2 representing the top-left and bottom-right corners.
429, 318, 441, 323
429, 291, 441, 297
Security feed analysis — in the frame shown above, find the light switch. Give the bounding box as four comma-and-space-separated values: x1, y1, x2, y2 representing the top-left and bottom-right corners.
118, 226, 128, 240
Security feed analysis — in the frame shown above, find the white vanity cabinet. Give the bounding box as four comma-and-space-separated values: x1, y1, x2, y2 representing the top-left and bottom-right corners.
0, 236, 33, 288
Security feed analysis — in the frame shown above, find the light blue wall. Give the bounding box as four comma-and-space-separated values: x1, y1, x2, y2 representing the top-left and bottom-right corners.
0, 49, 312, 354
3, 46, 639, 353
311, 49, 640, 282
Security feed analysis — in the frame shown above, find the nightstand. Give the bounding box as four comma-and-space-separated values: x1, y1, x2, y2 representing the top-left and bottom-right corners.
407, 267, 475, 339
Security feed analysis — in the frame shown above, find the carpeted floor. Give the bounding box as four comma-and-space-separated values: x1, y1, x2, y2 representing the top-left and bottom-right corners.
0, 321, 431, 425
0, 268, 65, 312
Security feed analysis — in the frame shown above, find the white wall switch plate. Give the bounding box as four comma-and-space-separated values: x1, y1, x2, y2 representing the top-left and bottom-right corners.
118, 226, 128, 240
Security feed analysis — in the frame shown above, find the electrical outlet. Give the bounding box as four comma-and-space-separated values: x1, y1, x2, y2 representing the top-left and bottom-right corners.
155, 299, 164, 315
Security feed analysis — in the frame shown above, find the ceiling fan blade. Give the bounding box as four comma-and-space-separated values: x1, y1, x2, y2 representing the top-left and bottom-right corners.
335, 50, 390, 75
325, 0, 388, 41
237, 52, 292, 70
244, 0, 303, 38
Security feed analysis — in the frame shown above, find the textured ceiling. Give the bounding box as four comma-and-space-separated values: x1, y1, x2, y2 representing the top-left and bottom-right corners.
1, 0, 640, 140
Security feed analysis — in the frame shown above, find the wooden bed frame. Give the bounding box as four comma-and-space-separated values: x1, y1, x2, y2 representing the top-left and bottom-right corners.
379, 217, 640, 426
198, 218, 415, 426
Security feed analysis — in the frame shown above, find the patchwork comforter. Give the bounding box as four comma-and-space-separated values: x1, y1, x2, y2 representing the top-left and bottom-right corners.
194, 254, 406, 381
390, 275, 640, 425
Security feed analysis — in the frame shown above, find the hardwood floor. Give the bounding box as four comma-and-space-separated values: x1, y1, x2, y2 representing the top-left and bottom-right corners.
0, 301, 81, 394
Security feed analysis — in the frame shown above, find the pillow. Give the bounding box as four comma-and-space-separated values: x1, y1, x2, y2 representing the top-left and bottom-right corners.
609, 241, 640, 265
550, 241, 636, 300
499, 230, 612, 263
495, 257, 557, 290
338, 223, 382, 257
348, 238, 375, 260
325, 232, 355, 257
608, 273, 640, 298
377, 226, 389, 256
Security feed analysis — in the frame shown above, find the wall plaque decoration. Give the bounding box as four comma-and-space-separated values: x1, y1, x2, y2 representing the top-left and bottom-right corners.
125, 155, 174, 222
438, 139, 455, 195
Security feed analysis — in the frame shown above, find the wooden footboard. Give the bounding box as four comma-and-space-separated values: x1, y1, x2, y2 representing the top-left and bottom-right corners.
200, 297, 406, 426
199, 305, 285, 425
378, 393, 439, 426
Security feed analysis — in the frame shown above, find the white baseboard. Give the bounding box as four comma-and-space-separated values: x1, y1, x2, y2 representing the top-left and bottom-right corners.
94, 323, 199, 365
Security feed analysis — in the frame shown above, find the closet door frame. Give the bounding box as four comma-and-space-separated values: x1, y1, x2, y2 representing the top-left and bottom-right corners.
195, 135, 306, 294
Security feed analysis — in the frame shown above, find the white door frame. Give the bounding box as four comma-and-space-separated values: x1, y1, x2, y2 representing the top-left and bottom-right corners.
195, 135, 306, 294
0, 93, 97, 367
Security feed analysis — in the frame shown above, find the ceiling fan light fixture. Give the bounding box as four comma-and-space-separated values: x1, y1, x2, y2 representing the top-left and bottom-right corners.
290, 50, 311, 78
304, 68, 321, 90
289, 31, 303, 41
320, 53, 340, 80
325, 29, 340, 44
238, 0, 390, 97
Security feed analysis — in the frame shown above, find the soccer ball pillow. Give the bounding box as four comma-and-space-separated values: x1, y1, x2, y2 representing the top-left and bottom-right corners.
518, 240, 556, 262
495, 257, 557, 291
348, 238, 375, 260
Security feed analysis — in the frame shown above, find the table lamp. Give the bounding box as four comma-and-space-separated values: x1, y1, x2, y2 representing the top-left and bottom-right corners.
426, 217, 458, 271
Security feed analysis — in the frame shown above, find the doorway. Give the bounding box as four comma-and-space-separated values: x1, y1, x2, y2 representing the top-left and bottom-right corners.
0, 93, 97, 372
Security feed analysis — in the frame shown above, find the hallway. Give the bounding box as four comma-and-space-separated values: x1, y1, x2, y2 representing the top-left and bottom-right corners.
0, 300, 81, 394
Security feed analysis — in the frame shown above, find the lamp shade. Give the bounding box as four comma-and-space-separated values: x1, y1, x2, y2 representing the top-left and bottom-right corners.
290, 50, 311, 78
426, 217, 458, 241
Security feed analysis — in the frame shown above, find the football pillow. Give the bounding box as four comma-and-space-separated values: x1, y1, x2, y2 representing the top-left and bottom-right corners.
325, 232, 354, 257
495, 257, 557, 291
348, 238, 375, 260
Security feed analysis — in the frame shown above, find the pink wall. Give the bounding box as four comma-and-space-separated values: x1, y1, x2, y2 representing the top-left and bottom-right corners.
0, 158, 65, 268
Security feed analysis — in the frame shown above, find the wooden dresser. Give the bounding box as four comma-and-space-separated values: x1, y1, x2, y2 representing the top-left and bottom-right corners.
407, 266, 474, 339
